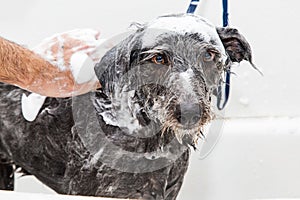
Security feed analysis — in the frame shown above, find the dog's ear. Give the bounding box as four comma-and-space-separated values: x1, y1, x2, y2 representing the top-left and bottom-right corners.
94, 34, 142, 94
94, 44, 124, 93
216, 27, 261, 73
216, 27, 253, 64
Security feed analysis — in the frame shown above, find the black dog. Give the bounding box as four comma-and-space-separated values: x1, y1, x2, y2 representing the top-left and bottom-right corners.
0, 14, 254, 199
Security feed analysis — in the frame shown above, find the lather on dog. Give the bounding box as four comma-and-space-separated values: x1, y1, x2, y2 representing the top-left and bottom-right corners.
0, 14, 256, 199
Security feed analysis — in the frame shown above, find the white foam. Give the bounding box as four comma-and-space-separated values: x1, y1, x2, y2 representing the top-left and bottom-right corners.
147, 15, 215, 39
143, 14, 226, 58
32, 29, 105, 73
21, 93, 46, 122
179, 68, 195, 94
98, 89, 142, 134
70, 52, 96, 84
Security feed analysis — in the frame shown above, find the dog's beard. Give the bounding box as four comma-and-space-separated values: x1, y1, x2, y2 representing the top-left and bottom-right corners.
145, 95, 213, 146
161, 106, 212, 146
95, 84, 213, 147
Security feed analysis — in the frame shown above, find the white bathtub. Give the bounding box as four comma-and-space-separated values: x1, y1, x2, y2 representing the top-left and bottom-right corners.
178, 117, 300, 200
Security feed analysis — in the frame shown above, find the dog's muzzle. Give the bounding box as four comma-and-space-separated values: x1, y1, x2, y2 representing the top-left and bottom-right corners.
174, 103, 202, 128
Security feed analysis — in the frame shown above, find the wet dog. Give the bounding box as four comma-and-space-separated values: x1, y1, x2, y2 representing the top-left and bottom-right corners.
0, 14, 254, 199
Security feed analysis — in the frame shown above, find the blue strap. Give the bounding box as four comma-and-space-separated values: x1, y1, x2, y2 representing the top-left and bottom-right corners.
217, 70, 230, 110
186, 0, 200, 14
217, 0, 230, 110
222, 0, 229, 27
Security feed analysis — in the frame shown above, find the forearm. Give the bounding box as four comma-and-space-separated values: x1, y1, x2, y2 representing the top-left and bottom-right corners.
0, 37, 82, 97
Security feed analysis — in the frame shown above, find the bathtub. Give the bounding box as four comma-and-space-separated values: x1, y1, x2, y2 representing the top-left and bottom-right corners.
178, 117, 300, 200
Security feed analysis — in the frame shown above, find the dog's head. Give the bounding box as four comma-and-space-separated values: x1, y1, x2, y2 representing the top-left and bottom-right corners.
94, 14, 254, 146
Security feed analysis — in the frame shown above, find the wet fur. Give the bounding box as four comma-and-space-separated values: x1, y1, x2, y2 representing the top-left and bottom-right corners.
0, 14, 254, 199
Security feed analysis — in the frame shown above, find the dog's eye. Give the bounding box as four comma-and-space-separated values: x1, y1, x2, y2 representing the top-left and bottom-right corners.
203, 51, 215, 62
151, 54, 168, 65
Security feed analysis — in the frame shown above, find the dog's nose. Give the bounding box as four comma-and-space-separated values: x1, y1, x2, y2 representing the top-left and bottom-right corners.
174, 103, 202, 127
